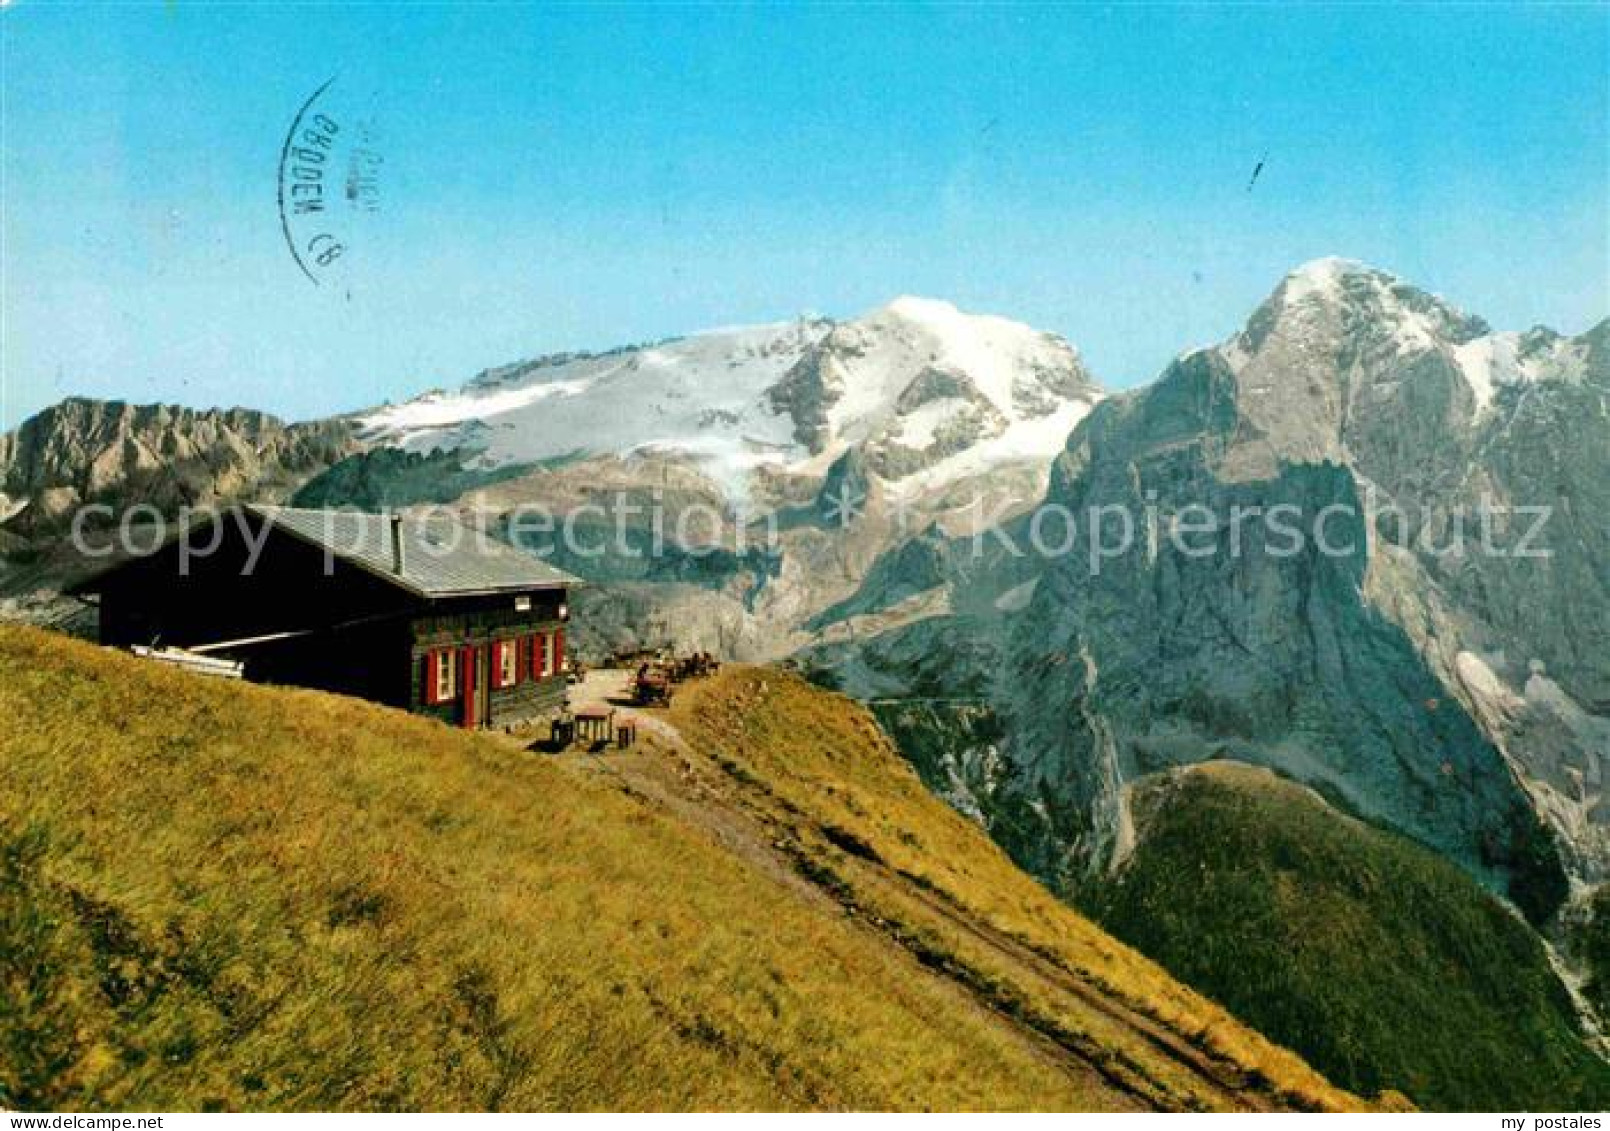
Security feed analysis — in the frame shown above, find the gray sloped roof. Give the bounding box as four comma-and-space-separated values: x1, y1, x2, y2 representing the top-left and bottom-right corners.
250, 505, 581, 599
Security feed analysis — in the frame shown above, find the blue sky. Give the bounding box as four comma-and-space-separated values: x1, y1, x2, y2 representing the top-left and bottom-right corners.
3, 2, 1606, 429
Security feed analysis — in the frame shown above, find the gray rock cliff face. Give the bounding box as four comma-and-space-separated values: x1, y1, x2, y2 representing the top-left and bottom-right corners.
1208, 262, 1609, 888
0, 398, 359, 629
812, 261, 1605, 923
0, 397, 357, 538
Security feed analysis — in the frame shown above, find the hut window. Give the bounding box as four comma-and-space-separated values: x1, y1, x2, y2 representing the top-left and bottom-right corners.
542, 632, 556, 678
430, 650, 458, 703
495, 640, 518, 689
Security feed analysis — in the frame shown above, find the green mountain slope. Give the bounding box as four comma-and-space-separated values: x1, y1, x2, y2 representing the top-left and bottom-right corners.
0, 628, 1355, 1111
1086, 761, 1610, 1111
1571, 886, 1610, 1022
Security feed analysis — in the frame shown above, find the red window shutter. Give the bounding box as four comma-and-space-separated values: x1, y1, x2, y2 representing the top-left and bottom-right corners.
424, 651, 439, 704
515, 637, 526, 684
555, 630, 566, 674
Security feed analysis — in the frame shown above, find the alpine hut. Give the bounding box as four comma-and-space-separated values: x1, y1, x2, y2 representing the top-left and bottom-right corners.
67, 504, 582, 729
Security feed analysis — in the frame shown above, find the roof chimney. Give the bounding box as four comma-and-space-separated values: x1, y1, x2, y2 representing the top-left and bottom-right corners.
389, 512, 405, 575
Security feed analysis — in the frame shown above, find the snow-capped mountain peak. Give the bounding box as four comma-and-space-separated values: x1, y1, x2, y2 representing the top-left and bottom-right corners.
357, 299, 1103, 503
1228, 260, 1589, 418
1223, 258, 1541, 417
1201, 257, 1608, 486
1279, 255, 1372, 301
1261, 257, 1487, 345
861, 296, 1090, 418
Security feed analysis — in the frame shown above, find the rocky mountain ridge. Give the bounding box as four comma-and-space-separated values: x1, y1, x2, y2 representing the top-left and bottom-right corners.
3, 268, 1604, 928
0, 397, 357, 538
809, 260, 1607, 933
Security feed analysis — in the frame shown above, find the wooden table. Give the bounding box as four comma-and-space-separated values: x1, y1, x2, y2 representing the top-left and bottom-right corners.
573, 705, 616, 745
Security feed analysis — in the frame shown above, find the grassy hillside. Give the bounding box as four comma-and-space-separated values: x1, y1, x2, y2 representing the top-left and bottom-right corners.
1085, 761, 1610, 1112
0, 627, 1354, 1111
658, 668, 1362, 1112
